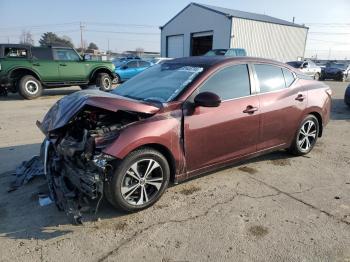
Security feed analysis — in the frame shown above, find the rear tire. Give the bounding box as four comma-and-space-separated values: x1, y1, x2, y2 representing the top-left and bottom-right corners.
289, 115, 319, 156
105, 148, 170, 212
96, 73, 112, 91
18, 75, 43, 99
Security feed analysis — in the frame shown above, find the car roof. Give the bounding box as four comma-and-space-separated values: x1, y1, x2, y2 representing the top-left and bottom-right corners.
165, 56, 290, 69
0, 44, 31, 48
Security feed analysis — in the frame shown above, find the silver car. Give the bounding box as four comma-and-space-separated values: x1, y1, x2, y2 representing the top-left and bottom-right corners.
287, 60, 322, 80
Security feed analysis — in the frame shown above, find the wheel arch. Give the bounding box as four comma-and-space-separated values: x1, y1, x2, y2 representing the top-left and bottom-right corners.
309, 111, 323, 137
128, 143, 177, 183
9, 67, 42, 83
89, 67, 114, 83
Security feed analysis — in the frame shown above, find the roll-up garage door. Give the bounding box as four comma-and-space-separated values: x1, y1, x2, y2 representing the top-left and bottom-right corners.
167, 35, 184, 58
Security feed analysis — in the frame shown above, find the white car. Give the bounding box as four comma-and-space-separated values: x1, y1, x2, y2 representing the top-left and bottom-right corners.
287, 60, 322, 80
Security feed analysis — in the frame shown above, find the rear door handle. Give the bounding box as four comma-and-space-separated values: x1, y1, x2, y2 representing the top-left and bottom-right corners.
295, 93, 305, 101
243, 105, 258, 114
59, 63, 67, 66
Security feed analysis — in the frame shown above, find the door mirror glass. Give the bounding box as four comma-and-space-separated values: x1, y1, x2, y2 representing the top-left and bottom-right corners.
194, 92, 221, 107
83, 54, 91, 61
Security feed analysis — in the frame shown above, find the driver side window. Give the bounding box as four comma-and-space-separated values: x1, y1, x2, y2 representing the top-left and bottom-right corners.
198, 64, 251, 101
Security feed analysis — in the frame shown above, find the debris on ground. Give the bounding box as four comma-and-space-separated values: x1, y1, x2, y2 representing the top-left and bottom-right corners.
38, 194, 53, 206
7, 156, 44, 192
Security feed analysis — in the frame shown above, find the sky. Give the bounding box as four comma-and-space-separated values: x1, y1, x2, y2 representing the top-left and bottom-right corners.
0, 0, 349, 59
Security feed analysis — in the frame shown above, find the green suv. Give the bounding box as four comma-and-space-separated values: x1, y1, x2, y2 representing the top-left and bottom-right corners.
0, 44, 116, 99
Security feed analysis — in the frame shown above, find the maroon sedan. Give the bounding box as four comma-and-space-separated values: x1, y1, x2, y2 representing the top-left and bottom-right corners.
38, 56, 331, 222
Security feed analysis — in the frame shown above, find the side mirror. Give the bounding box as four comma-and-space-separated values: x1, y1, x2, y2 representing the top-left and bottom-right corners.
83, 54, 91, 61
121, 65, 128, 70
194, 92, 221, 107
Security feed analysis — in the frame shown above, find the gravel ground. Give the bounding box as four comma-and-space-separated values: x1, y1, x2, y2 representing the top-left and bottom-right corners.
0, 82, 349, 262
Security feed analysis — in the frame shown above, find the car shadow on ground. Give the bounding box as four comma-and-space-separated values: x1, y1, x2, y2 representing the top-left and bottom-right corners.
0, 143, 128, 241
0, 87, 80, 101
331, 98, 350, 120
0, 142, 295, 241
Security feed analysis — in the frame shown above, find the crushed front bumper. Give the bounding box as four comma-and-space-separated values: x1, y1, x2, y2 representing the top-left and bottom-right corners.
43, 139, 111, 224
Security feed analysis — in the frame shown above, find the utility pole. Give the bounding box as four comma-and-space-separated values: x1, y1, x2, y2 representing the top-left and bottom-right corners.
80, 22, 85, 52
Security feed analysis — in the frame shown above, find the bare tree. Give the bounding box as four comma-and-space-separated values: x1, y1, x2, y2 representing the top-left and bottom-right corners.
19, 30, 34, 46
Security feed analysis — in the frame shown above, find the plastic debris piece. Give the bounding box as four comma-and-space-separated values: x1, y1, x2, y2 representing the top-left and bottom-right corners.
39, 195, 53, 206
8, 156, 44, 192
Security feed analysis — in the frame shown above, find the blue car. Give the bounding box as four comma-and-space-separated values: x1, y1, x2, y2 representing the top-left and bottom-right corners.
345, 84, 350, 107
114, 60, 152, 83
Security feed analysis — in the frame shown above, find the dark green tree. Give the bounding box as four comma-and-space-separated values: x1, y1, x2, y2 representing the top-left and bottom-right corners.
39, 32, 74, 47
87, 42, 98, 50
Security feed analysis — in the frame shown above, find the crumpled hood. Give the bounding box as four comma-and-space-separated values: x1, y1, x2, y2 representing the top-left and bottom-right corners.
38, 89, 160, 134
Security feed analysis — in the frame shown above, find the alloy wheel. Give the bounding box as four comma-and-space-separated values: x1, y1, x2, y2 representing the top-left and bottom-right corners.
297, 120, 317, 151
25, 80, 39, 94
103, 77, 111, 89
121, 159, 164, 206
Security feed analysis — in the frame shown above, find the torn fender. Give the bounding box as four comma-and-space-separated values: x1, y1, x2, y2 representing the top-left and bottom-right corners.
38, 89, 160, 134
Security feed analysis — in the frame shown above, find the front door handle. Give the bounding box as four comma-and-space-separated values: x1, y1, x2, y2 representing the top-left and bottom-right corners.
59, 63, 67, 66
243, 105, 258, 114
32, 63, 40, 66
295, 93, 305, 101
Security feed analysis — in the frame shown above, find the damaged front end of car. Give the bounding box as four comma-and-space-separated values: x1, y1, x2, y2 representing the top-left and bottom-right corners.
37, 90, 159, 224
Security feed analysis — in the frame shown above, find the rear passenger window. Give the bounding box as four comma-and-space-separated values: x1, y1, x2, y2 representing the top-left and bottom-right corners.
199, 64, 251, 100
282, 68, 295, 87
32, 48, 53, 60
254, 64, 285, 93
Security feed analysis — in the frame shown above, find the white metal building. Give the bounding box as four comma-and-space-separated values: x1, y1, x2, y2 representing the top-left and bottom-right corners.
160, 3, 308, 62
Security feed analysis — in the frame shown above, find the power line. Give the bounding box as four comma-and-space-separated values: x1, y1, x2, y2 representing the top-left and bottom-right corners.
0, 22, 80, 31
85, 29, 159, 36
86, 22, 158, 28
309, 32, 350, 35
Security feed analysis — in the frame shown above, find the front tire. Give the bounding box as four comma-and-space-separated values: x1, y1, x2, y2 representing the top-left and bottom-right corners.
18, 75, 43, 99
96, 73, 112, 91
314, 73, 320, 81
105, 148, 170, 212
114, 74, 121, 84
289, 115, 319, 156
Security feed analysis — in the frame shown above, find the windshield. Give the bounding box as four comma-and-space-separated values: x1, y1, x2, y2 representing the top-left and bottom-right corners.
112, 63, 204, 103
287, 61, 303, 68
112, 60, 125, 67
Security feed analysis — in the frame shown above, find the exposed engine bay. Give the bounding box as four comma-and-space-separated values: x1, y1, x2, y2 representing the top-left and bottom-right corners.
43, 106, 147, 224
